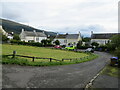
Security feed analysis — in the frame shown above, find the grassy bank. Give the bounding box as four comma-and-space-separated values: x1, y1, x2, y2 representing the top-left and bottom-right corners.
2, 44, 88, 59
2, 55, 98, 66
2, 44, 98, 66
101, 65, 120, 78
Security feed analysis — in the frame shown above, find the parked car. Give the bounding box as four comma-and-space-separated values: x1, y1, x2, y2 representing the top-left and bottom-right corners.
85, 48, 94, 53
65, 46, 76, 50
54, 45, 62, 49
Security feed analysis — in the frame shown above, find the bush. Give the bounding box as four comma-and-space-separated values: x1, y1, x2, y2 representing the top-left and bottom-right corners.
91, 42, 99, 47
10, 40, 43, 47
77, 46, 93, 49
13, 34, 20, 40
96, 45, 108, 51
54, 40, 60, 45
2, 35, 9, 42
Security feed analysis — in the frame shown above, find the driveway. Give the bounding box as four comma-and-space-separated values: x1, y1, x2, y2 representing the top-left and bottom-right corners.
2, 51, 112, 88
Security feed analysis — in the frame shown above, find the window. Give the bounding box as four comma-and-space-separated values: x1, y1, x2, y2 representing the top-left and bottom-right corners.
36, 37, 39, 41
64, 40, 67, 43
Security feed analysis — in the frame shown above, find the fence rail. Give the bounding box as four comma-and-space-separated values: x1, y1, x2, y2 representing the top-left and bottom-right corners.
4, 51, 92, 62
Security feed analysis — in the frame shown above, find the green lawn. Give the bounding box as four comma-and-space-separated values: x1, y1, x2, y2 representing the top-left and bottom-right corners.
2, 44, 98, 66
2, 44, 88, 60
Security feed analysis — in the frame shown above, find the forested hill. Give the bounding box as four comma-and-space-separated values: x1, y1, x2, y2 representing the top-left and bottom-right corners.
0, 18, 57, 36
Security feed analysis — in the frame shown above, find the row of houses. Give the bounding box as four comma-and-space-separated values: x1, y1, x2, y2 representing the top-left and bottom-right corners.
19, 29, 82, 46
20, 29, 118, 46
1, 25, 118, 46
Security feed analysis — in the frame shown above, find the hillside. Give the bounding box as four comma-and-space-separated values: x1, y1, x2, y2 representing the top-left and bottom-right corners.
0, 18, 57, 36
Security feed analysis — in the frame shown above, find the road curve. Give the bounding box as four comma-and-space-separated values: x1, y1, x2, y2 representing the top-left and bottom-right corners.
2, 51, 112, 88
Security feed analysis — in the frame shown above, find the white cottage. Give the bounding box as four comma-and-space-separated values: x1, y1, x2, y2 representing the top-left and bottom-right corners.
19, 29, 47, 42
53, 32, 82, 46
91, 31, 118, 45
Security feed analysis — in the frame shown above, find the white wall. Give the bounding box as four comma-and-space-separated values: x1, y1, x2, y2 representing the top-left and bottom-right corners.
25, 36, 35, 42
38, 37, 47, 43
67, 39, 78, 46
91, 39, 110, 45
21, 36, 47, 42
54, 39, 67, 45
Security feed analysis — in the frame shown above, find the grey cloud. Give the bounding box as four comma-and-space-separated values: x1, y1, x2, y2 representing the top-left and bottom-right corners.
1, 2, 28, 23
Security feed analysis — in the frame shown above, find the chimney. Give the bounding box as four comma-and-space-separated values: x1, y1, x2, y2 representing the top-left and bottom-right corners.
22, 28, 24, 32
33, 30, 36, 32
11, 32, 14, 35
66, 33, 68, 35
56, 32, 59, 35
91, 31, 93, 35
78, 31, 82, 41
42, 30, 45, 34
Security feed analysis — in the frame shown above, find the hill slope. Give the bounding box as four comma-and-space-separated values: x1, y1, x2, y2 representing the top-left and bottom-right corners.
0, 18, 57, 36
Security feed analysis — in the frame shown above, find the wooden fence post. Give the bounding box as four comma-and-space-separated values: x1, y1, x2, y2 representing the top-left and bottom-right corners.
50, 58, 52, 62
32, 57, 35, 62
62, 59, 64, 61
12, 51, 16, 58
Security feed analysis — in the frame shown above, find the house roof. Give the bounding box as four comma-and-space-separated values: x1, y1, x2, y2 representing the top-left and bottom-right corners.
55, 34, 67, 39
66, 34, 79, 39
24, 31, 46, 37
91, 33, 119, 39
55, 34, 79, 39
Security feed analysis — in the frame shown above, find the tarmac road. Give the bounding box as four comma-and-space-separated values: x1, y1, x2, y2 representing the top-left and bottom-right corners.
2, 51, 112, 88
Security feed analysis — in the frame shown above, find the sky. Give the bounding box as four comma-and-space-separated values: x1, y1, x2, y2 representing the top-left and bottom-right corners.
0, 0, 119, 37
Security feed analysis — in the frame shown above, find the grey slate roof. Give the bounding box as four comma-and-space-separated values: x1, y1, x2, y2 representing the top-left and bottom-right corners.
24, 31, 46, 37
66, 34, 79, 39
56, 34, 67, 39
56, 34, 79, 39
91, 33, 119, 39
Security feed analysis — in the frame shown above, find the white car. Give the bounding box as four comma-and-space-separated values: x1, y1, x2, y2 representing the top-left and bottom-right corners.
85, 48, 94, 53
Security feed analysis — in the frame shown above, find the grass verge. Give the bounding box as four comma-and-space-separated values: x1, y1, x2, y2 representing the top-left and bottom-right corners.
2, 54, 98, 66
101, 65, 120, 78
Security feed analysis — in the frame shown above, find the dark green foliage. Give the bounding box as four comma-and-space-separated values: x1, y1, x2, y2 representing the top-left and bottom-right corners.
13, 34, 20, 40
82, 37, 91, 42
106, 34, 120, 51
106, 34, 120, 58
110, 34, 120, 48
114, 46, 120, 58
96, 45, 108, 51
77, 46, 93, 49
47, 39, 52, 44
106, 43, 116, 51
41, 39, 48, 46
41, 39, 53, 46
77, 41, 82, 49
2, 34, 9, 42
10, 40, 43, 47
54, 40, 60, 45
10, 39, 53, 47
91, 42, 99, 47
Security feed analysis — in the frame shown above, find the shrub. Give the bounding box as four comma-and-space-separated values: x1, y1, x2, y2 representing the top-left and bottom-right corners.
77, 46, 93, 49
91, 42, 99, 47
10, 40, 43, 47
96, 45, 108, 51
54, 40, 60, 45
2, 35, 9, 42
13, 34, 20, 40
